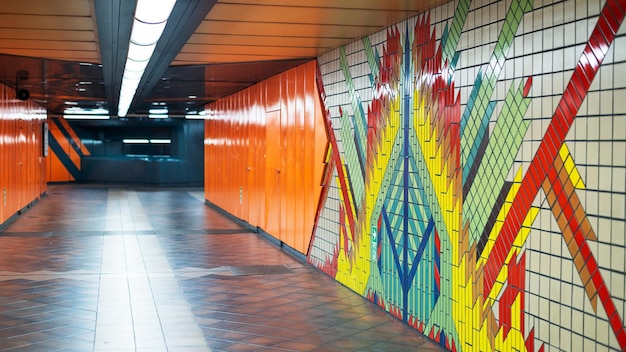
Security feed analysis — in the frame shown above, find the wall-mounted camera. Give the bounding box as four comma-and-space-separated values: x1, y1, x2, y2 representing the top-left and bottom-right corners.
16, 70, 30, 101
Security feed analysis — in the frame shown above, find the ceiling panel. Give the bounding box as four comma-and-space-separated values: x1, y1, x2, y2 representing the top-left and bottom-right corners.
0, 0, 98, 63
0, 50, 99, 62
180, 44, 320, 59
0, 15, 94, 31
217, 0, 445, 11
174, 0, 449, 66
0, 29, 95, 42
0, 0, 91, 15
187, 34, 346, 49
193, 20, 376, 39
204, 3, 413, 27
0, 39, 96, 52
0, 0, 450, 116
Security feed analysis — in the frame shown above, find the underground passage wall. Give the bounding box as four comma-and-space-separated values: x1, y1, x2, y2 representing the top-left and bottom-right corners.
310, 0, 626, 350
0, 83, 47, 226
205, 61, 327, 254
47, 117, 204, 185
207, 0, 626, 350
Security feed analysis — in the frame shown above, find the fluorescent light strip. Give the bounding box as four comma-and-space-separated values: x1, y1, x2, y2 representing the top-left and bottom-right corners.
122, 139, 171, 144
148, 108, 168, 115
117, 0, 177, 117
185, 110, 206, 119
63, 115, 110, 120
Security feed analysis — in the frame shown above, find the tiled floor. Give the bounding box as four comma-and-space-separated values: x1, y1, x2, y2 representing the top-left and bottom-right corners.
0, 184, 444, 352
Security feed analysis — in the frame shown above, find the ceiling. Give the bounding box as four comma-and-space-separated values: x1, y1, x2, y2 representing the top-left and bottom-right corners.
0, 0, 448, 118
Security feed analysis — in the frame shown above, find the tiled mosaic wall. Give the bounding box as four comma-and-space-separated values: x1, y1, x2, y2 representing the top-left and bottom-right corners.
309, 0, 626, 350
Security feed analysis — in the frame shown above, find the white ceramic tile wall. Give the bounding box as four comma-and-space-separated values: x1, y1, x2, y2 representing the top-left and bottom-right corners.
310, 0, 626, 350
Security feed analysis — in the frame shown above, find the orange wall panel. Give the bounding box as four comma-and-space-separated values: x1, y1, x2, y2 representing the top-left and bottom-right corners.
205, 60, 327, 254
0, 83, 48, 225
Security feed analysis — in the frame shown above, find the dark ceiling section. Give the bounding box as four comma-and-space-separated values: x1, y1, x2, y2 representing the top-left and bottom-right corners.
0, 54, 105, 115
94, 0, 136, 117
143, 59, 312, 116
0, 53, 313, 117
128, 0, 217, 116
0, 0, 451, 118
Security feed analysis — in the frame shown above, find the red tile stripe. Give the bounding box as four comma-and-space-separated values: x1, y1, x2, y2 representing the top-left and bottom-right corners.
483, 0, 626, 349
314, 61, 357, 245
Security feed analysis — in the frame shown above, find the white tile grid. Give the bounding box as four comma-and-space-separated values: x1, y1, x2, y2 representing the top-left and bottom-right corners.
317, 0, 624, 350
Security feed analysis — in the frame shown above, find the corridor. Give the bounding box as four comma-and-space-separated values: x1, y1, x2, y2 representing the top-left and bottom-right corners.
0, 185, 443, 351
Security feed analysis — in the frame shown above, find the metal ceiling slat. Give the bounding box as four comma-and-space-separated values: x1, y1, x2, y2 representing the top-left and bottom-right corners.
206, 3, 416, 27
0, 0, 91, 16
0, 39, 97, 51
0, 15, 93, 30
186, 33, 346, 49
215, 0, 443, 11
181, 44, 322, 57
195, 21, 379, 38
173, 53, 312, 65
0, 29, 95, 42
0, 50, 99, 61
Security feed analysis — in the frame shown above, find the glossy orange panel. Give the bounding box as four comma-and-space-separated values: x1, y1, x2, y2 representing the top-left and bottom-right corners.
281, 69, 293, 244
0, 83, 47, 225
205, 60, 327, 254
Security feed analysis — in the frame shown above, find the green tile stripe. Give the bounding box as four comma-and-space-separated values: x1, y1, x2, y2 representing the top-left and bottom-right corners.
339, 106, 366, 208
339, 47, 368, 167
464, 79, 531, 244
362, 36, 381, 83
442, 0, 471, 65
407, 244, 437, 320
408, 124, 458, 343
460, 0, 532, 167
369, 121, 404, 230
381, 233, 404, 307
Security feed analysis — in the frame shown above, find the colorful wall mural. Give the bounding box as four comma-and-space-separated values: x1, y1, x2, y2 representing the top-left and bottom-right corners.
309, 0, 626, 351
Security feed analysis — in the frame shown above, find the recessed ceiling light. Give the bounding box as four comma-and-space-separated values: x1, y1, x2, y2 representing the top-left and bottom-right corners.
118, 0, 177, 117
148, 108, 168, 115
123, 139, 150, 144
63, 115, 110, 120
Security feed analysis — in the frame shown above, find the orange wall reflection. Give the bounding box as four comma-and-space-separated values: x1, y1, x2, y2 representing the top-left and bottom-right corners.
205, 61, 327, 254
0, 84, 47, 225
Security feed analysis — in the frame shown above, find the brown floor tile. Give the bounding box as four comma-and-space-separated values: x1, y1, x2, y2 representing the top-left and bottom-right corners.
0, 185, 444, 352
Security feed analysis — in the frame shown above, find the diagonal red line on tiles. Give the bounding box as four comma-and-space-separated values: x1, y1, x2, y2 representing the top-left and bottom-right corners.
483, 1, 626, 349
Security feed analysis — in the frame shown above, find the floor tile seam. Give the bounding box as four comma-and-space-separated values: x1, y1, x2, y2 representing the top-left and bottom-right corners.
128, 235, 163, 339
126, 190, 153, 232
201, 318, 324, 335
0, 325, 75, 341
0, 306, 99, 321
206, 323, 318, 343
134, 234, 209, 349
203, 336, 291, 351
94, 234, 134, 351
